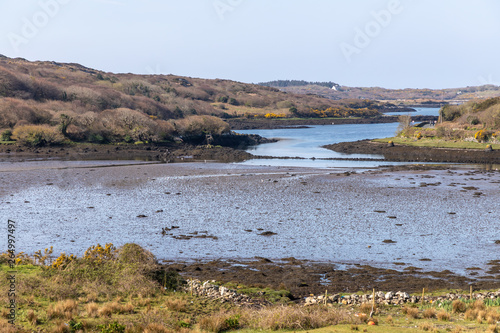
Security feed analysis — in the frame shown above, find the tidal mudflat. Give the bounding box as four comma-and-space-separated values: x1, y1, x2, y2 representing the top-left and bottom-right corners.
2, 161, 499, 281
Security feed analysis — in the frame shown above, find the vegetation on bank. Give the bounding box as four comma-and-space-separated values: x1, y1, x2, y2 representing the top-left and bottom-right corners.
385, 97, 500, 149
261, 80, 500, 102
3, 244, 500, 332
0, 56, 390, 147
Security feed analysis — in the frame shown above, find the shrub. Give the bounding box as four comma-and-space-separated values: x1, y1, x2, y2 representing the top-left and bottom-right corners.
467, 115, 480, 125
440, 105, 462, 121
83, 243, 117, 263
12, 125, 64, 146
117, 243, 155, 266
0, 129, 12, 141
435, 126, 446, 138
475, 130, 489, 142
51, 252, 77, 270
174, 115, 230, 139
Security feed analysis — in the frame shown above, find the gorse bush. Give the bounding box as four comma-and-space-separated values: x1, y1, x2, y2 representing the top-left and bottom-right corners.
1, 243, 162, 301
83, 243, 117, 263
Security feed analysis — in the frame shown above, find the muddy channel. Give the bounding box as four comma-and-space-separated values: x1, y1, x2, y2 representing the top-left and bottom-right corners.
2, 161, 500, 297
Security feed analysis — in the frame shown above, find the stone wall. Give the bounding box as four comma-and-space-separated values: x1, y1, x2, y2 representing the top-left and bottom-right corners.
183, 279, 270, 307
305, 290, 500, 306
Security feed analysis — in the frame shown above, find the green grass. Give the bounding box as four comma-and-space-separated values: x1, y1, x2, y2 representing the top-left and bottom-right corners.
217, 282, 294, 304
374, 137, 500, 150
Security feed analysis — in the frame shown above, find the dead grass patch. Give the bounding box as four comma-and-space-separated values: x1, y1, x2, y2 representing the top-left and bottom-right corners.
419, 321, 437, 332
85, 302, 99, 318
472, 299, 486, 311
358, 302, 376, 315
452, 300, 467, 313
27, 310, 39, 326
487, 325, 499, 333
404, 307, 419, 319
164, 298, 187, 312
436, 310, 450, 321
47, 299, 78, 320
143, 322, 172, 333
423, 307, 436, 319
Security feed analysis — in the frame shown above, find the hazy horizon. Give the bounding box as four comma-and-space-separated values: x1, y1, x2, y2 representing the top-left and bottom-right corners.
1, 0, 499, 90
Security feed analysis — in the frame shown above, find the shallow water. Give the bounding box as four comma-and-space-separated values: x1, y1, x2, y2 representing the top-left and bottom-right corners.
2, 161, 499, 276
236, 113, 441, 168
384, 107, 440, 116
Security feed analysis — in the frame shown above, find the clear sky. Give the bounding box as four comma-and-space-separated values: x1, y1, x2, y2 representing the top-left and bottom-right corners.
1, 0, 499, 89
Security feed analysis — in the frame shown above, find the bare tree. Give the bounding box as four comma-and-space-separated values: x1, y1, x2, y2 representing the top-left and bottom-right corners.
396, 114, 412, 136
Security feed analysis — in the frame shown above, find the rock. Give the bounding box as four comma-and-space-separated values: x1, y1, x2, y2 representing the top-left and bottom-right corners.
385, 291, 394, 300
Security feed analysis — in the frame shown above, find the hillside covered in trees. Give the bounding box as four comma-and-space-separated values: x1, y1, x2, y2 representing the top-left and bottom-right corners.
0, 56, 387, 146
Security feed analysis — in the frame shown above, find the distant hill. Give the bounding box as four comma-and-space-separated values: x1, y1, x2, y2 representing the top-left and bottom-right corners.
0, 56, 386, 146
259, 80, 340, 89
260, 80, 500, 102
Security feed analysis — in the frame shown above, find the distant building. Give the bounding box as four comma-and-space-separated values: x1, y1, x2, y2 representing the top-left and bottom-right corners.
331, 83, 341, 91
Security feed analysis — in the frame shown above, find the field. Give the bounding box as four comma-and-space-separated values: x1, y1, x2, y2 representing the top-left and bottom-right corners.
3, 248, 500, 333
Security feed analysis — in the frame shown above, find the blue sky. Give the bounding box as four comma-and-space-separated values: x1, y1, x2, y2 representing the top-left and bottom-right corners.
1, 0, 499, 89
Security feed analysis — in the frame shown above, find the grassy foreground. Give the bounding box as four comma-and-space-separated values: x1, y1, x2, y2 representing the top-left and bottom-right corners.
2, 244, 500, 332
373, 137, 500, 150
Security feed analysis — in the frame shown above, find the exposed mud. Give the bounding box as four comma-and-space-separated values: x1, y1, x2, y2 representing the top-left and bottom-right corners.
0, 133, 274, 163
324, 140, 500, 164
166, 259, 500, 299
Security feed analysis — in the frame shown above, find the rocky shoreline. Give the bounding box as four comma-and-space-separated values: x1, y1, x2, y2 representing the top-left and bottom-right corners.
227, 115, 438, 130
0, 133, 274, 163
324, 140, 500, 164
2, 134, 500, 167
166, 258, 500, 300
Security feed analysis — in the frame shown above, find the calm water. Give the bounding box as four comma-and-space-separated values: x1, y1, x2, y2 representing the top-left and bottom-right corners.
7, 107, 497, 275
384, 107, 441, 116
236, 108, 440, 168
